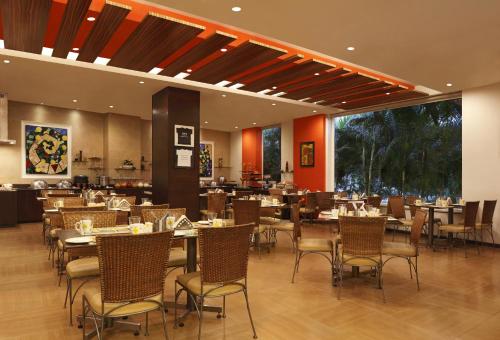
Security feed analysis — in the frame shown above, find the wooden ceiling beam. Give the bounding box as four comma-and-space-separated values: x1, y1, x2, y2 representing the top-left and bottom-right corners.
188, 40, 287, 84
321, 85, 404, 105
109, 13, 204, 72
241, 59, 333, 92
333, 90, 428, 110
77, 2, 131, 63
0, 0, 51, 53
52, 0, 92, 58
304, 74, 375, 102
231, 54, 304, 84
269, 68, 349, 96
160, 31, 236, 77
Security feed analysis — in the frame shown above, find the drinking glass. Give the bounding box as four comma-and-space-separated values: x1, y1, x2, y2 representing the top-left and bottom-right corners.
141, 197, 151, 205
129, 216, 141, 225
207, 212, 217, 222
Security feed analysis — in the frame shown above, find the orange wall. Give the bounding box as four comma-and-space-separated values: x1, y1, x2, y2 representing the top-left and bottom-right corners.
242, 127, 262, 173
293, 114, 326, 191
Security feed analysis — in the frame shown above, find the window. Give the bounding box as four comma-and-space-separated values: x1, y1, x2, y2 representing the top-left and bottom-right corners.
263, 126, 281, 182
334, 98, 462, 200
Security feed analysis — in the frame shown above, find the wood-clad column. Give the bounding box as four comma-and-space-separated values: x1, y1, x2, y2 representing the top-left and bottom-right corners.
152, 87, 200, 221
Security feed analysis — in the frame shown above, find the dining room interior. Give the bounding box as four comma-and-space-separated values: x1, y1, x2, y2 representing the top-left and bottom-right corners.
0, 0, 500, 339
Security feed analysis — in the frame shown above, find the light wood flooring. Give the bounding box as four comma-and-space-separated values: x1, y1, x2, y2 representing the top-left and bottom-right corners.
1, 222, 500, 340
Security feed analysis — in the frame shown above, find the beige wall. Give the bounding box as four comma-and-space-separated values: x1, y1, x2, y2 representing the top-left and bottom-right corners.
0, 100, 234, 184
462, 81, 500, 243
229, 131, 242, 184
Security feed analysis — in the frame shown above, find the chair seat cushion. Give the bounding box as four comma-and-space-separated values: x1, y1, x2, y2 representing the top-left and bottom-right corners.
83, 286, 162, 317
50, 228, 61, 238
439, 224, 472, 233
340, 253, 382, 267
260, 216, 280, 225
176, 272, 244, 297
168, 248, 187, 267
57, 239, 64, 250
298, 238, 333, 252
67, 257, 100, 278
398, 219, 413, 226
476, 223, 492, 229
382, 242, 417, 257
274, 222, 294, 232
200, 209, 208, 216
300, 207, 315, 214
254, 225, 267, 234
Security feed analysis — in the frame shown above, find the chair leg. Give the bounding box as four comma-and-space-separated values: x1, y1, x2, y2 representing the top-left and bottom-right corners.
464, 231, 468, 258
414, 256, 420, 291
490, 227, 495, 246
160, 305, 169, 340
145, 312, 149, 336
337, 262, 344, 300
197, 297, 204, 340
291, 251, 301, 283
378, 264, 386, 303
243, 289, 258, 339
174, 281, 179, 329
407, 258, 413, 279
222, 296, 226, 318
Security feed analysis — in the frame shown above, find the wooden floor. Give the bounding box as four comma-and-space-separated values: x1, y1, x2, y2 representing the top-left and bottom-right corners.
1, 223, 500, 340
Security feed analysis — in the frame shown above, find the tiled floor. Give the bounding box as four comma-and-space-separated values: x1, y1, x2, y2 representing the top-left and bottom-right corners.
1, 222, 499, 339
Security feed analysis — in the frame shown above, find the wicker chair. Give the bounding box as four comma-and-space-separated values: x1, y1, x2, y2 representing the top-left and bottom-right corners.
476, 200, 497, 247
234, 190, 253, 199
383, 209, 427, 290
336, 216, 386, 301
291, 203, 334, 284
142, 208, 189, 275
438, 201, 480, 257
41, 189, 73, 197
316, 192, 334, 211
200, 192, 228, 218
121, 196, 137, 205
300, 192, 318, 221
82, 232, 173, 340
268, 188, 284, 202
174, 224, 258, 340
59, 211, 118, 324
406, 195, 440, 235
233, 199, 269, 257
366, 196, 382, 208
95, 194, 125, 203
130, 204, 170, 222
47, 193, 80, 197
388, 196, 412, 240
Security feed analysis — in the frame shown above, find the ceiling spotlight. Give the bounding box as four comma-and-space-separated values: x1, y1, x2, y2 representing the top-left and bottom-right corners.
220, 48, 228, 52
72, 47, 79, 51
313, 110, 317, 113
446, 83, 453, 87
87, 16, 96, 22
186, 69, 192, 72
341, 101, 347, 104
40, 102, 44, 105
314, 73, 320, 76
72, 99, 78, 103
204, 121, 208, 124
386, 92, 391, 95
272, 86, 277, 90
272, 103, 277, 106
252, 122, 257, 125
108, 105, 114, 109
3, 59, 10, 64
221, 94, 227, 98
346, 46, 355, 51
139, 80, 145, 84
234, 126, 239, 129
232, 6, 242, 12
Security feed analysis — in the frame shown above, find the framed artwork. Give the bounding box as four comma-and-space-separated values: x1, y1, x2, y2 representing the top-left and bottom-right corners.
174, 125, 194, 147
199, 141, 214, 180
22, 121, 71, 178
175, 148, 193, 168
300, 141, 315, 167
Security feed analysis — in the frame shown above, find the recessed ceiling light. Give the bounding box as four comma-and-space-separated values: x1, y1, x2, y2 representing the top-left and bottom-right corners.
234, 126, 239, 129
313, 110, 317, 113
220, 48, 228, 52
341, 101, 347, 104
272, 103, 277, 106
204, 121, 208, 124
272, 86, 277, 90
446, 83, 453, 87
40, 102, 44, 105
346, 46, 355, 51
139, 80, 145, 84
72, 99, 78, 103
252, 122, 257, 125
87, 16, 96, 22
3, 59, 10, 64
232, 6, 242, 12
186, 69, 192, 72
72, 47, 79, 52
221, 94, 227, 98
386, 92, 391, 95
314, 73, 320, 76
108, 105, 114, 109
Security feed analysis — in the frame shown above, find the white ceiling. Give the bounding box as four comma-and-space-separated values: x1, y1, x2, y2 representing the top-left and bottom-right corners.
148, 0, 500, 92
0, 50, 328, 131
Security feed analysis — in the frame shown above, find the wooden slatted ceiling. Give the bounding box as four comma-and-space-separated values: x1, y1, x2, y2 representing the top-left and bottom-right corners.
160, 31, 236, 77
232, 55, 304, 84
268, 68, 349, 96
0, 0, 51, 53
77, 2, 131, 63
304, 74, 376, 102
52, 0, 91, 58
188, 41, 287, 84
321, 85, 404, 106
108, 13, 204, 72
312, 81, 389, 103
335, 90, 428, 110
241, 59, 333, 92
